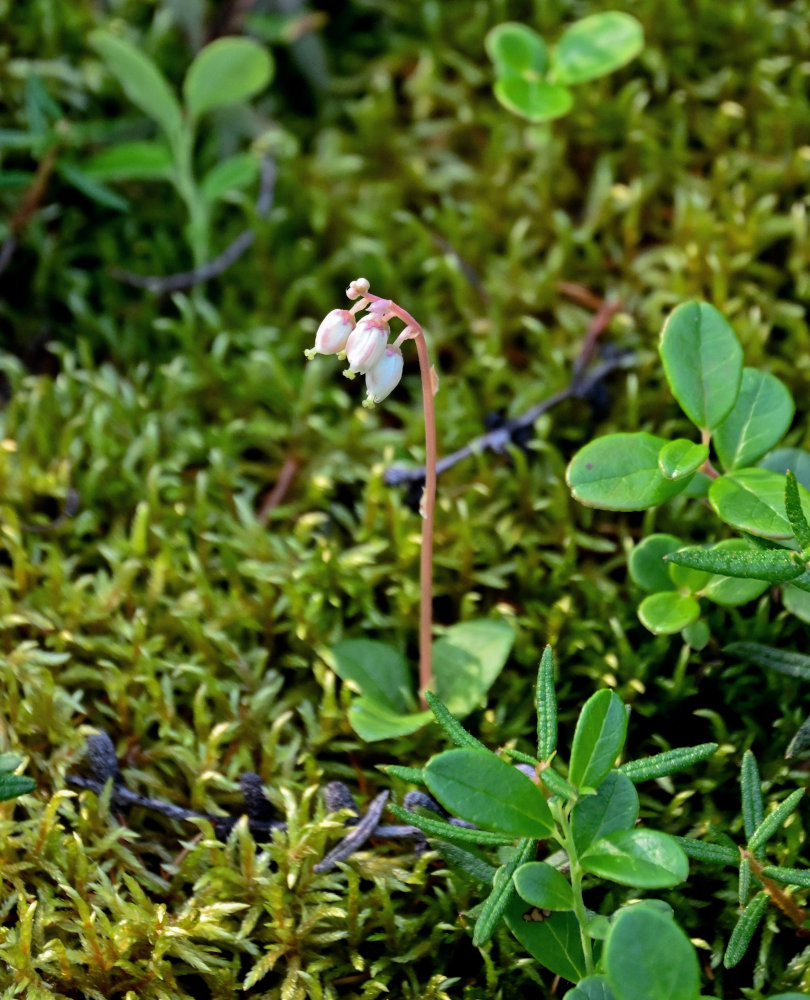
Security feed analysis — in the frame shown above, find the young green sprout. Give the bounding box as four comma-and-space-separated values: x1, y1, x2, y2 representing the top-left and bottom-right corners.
306, 279, 439, 699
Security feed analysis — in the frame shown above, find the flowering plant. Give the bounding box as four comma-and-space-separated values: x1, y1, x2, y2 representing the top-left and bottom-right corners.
306, 280, 514, 738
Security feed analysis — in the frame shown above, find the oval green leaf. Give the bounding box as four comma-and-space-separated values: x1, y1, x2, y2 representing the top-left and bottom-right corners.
566, 977, 615, 1000
425, 749, 554, 837
183, 38, 273, 119
660, 302, 743, 431
629, 534, 682, 592
330, 639, 414, 713
582, 829, 688, 888
503, 897, 587, 981
348, 699, 433, 741
658, 439, 708, 481
201, 153, 261, 204
638, 592, 701, 635
713, 368, 794, 470
90, 31, 183, 142
493, 76, 573, 122
486, 22, 548, 75
760, 447, 810, 490
513, 861, 574, 910
569, 690, 627, 791
552, 12, 643, 86
432, 618, 515, 719
567, 433, 692, 510
605, 902, 700, 1000
83, 140, 174, 182
571, 771, 639, 854
710, 468, 810, 539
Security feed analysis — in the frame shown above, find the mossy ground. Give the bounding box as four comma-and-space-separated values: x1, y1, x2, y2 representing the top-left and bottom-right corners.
1, 1, 810, 997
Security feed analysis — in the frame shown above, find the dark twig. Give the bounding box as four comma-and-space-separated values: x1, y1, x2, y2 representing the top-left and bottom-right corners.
66, 732, 439, 869
384, 348, 634, 489
110, 156, 276, 294
313, 791, 390, 873
385, 291, 629, 490
0, 145, 60, 278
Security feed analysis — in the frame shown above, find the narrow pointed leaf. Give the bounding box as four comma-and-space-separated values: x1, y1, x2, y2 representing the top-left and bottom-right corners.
567, 433, 692, 510
785, 470, 810, 549
714, 368, 794, 470
660, 301, 743, 431
738, 856, 751, 905
702, 540, 770, 606
0, 772, 35, 801
437, 842, 496, 886
540, 767, 577, 801
381, 765, 426, 785
760, 865, 810, 888
424, 690, 488, 751
723, 892, 769, 969
537, 645, 557, 760
673, 837, 738, 865
569, 690, 628, 790
618, 742, 718, 782
425, 749, 554, 837
388, 803, 515, 847
747, 789, 804, 851
474, 838, 535, 945
740, 750, 764, 842
665, 544, 804, 582
786, 716, 810, 759
725, 642, 810, 681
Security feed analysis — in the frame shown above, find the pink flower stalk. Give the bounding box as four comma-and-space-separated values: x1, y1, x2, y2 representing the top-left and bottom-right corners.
308, 279, 439, 701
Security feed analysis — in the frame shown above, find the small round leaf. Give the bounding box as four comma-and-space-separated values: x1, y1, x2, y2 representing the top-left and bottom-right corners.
629, 534, 682, 592
638, 592, 701, 635
552, 12, 644, 86
184, 38, 273, 119
514, 861, 574, 910
658, 439, 708, 481
486, 23, 548, 75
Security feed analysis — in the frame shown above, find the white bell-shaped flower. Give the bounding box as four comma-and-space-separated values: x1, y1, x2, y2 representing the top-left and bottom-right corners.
304, 309, 356, 360
363, 344, 404, 406
344, 314, 389, 377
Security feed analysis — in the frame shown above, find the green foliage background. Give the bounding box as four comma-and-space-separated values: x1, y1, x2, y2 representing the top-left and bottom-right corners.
1, 0, 810, 996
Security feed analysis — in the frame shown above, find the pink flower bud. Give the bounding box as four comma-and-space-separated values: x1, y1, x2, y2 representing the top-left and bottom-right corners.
344, 315, 389, 376
363, 344, 404, 406
346, 277, 370, 300
304, 309, 356, 360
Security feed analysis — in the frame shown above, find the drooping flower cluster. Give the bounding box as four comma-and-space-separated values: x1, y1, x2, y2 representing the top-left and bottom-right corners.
305, 277, 407, 407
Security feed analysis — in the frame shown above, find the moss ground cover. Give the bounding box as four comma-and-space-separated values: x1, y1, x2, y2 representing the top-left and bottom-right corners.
2, 1, 810, 996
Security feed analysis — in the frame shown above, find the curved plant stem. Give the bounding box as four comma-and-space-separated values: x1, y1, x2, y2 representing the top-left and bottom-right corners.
359, 292, 437, 703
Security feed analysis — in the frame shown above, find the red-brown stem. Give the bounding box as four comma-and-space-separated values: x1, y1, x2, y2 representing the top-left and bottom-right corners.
359, 291, 437, 704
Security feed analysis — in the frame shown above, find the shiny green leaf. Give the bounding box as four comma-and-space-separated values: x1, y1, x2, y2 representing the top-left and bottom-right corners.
658, 439, 708, 481
569, 690, 627, 790
582, 829, 688, 887
552, 12, 643, 85
638, 592, 701, 635
660, 302, 743, 431
567, 433, 691, 511
713, 368, 794, 470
